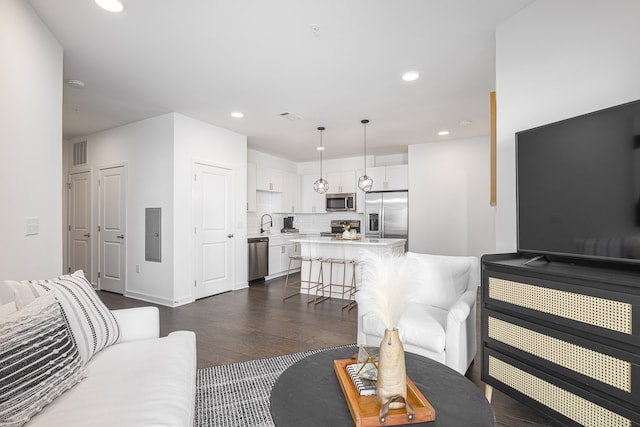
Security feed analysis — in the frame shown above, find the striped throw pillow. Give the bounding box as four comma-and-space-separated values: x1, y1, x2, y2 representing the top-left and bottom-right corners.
6, 270, 120, 363
0, 292, 86, 426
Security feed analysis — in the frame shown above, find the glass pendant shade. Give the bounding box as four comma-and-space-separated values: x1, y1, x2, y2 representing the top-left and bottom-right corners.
314, 177, 329, 194
358, 175, 373, 191
357, 119, 373, 192
314, 126, 329, 194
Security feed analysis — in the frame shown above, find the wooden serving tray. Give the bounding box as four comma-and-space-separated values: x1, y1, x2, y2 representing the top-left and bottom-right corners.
333, 359, 436, 427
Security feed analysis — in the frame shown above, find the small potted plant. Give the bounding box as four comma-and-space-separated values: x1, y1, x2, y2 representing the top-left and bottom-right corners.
342, 224, 351, 239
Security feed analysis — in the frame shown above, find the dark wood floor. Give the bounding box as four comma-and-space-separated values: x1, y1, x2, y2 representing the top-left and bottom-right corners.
99, 275, 561, 427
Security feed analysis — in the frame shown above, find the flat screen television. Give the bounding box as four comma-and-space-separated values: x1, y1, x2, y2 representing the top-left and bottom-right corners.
516, 99, 640, 265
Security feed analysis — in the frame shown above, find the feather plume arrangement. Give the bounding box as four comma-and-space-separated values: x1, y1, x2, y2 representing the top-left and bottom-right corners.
357, 251, 415, 330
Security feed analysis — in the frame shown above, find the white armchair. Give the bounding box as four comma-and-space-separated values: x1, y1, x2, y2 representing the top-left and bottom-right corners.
356, 252, 480, 375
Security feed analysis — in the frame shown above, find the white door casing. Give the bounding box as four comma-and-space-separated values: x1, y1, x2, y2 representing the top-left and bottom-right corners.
68, 171, 92, 279
193, 163, 234, 298
99, 166, 126, 294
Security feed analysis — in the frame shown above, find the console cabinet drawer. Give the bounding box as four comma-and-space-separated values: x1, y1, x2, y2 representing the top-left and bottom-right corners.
485, 350, 637, 427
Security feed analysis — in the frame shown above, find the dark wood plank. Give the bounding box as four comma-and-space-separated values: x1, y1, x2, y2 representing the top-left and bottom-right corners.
98, 275, 560, 426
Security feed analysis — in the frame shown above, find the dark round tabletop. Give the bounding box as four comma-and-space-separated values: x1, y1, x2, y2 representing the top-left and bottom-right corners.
270, 347, 495, 427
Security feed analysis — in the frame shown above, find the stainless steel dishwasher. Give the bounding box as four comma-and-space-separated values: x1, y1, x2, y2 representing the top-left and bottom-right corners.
248, 236, 269, 281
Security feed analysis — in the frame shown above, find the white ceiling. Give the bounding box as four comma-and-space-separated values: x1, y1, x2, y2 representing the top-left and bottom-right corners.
27, 0, 534, 162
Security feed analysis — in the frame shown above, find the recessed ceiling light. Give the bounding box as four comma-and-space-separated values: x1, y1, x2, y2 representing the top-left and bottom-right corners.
231, 112, 244, 118
316, 146, 325, 151
95, 0, 123, 13
402, 71, 420, 81
66, 79, 85, 89
438, 130, 450, 136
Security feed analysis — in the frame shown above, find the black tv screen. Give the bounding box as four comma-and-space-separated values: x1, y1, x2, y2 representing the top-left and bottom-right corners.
517, 99, 640, 265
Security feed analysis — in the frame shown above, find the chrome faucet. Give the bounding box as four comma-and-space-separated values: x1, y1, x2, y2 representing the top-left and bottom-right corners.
260, 214, 273, 234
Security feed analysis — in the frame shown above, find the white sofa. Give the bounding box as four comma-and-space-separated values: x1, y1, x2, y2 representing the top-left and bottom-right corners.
0, 275, 197, 427
356, 252, 480, 375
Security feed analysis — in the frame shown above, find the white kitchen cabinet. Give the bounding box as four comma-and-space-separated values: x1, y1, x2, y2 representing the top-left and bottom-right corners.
365, 165, 408, 191
301, 174, 326, 213
247, 162, 257, 212
280, 171, 300, 213
267, 235, 304, 277
256, 166, 283, 192
327, 170, 356, 193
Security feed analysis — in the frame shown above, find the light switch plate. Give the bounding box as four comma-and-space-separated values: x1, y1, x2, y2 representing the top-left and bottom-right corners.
25, 217, 39, 236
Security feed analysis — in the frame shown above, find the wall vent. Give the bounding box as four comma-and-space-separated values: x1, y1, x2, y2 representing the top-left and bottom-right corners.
72, 140, 87, 166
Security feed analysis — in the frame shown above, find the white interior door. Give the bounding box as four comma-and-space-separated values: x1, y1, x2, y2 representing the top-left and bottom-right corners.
68, 171, 92, 279
193, 163, 234, 299
99, 166, 126, 294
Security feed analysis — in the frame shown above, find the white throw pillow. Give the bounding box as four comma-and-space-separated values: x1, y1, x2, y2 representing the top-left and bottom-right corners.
0, 292, 86, 426
5, 270, 120, 363
0, 301, 16, 317
405, 252, 472, 310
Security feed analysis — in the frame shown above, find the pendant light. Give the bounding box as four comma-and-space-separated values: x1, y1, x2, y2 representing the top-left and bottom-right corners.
357, 119, 374, 191
313, 126, 329, 194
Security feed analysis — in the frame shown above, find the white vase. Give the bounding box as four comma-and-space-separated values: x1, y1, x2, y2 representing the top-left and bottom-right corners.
342, 230, 351, 239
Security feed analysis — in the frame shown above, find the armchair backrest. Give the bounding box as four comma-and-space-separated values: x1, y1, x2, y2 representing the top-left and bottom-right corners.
405, 252, 480, 310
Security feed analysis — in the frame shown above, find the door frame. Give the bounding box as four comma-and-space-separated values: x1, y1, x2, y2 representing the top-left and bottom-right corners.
97, 162, 127, 292
67, 168, 93, 282
191, 159, 236, 299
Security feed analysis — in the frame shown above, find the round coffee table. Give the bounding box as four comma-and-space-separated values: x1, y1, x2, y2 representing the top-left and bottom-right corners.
270, 347, 495, 426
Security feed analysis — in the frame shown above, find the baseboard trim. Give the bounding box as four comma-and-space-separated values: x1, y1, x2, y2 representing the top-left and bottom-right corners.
124, 290, 194, 308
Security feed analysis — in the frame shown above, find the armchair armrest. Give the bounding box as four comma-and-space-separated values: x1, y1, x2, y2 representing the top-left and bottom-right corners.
445, 289, 478, 374
448, 289, 476, 324
111, 306, 160, 343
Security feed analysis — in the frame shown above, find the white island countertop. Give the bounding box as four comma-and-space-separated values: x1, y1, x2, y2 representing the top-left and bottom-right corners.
290, 236, 406, 246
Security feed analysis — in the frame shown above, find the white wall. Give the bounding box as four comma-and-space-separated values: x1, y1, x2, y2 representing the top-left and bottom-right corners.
0, 0, 63, 283
173, 113, 248, 300
408, 136, 495, 257
72, 114, 175, 304
495, 0, 640, 253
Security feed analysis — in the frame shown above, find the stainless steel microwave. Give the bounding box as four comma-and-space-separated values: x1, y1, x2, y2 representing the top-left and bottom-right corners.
326, 193, 356, 211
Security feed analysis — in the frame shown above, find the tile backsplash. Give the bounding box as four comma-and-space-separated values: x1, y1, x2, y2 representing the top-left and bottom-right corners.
247, 191, 364, 235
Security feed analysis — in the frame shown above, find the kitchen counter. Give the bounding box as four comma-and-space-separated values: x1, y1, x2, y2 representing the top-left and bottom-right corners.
290, 236, 406, 247
291, 235, 406, 300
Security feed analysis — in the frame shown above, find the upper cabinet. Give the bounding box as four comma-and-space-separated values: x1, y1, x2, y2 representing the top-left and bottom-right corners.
365, 165, 408, 191
247, 163, 257, 212
280, 171, 300, 213
256, 166, 283, 192
301, 174, 326, 213
326, 170, 356, 194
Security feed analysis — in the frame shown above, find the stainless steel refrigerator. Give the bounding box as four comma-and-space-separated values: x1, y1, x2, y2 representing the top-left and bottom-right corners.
364, 190, 408, 249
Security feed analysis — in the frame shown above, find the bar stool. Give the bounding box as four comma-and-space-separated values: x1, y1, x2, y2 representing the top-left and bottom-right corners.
342, 259, 360, 311
314, 258, 351, 305
282, 256, 324, 304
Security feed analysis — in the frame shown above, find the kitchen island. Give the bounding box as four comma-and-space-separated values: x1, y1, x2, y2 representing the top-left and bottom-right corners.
288, 236, 406, 301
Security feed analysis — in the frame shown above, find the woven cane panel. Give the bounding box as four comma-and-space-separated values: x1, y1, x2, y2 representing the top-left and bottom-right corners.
488, 356, 631, 427
488, 317, 631, 391
488, 277, 632, 334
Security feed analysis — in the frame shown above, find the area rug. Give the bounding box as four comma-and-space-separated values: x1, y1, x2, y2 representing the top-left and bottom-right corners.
194, 344, 356, 427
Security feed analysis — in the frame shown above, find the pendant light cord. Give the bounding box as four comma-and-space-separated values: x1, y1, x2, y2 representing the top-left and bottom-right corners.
362, 119, 369, 175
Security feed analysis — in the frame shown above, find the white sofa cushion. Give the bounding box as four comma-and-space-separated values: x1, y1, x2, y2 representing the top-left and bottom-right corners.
25, 330, 197, 427
0, 293, 86, 427
6, 271, 120, 363
405, 252, 473, 310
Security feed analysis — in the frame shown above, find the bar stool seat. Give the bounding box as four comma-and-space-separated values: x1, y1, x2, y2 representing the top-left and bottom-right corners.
282, 256, 324, 304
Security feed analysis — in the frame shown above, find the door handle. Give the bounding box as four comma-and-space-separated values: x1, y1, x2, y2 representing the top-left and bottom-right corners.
227, 234, 234, 238
83, 233, 90, 238
117, 234, 125, 239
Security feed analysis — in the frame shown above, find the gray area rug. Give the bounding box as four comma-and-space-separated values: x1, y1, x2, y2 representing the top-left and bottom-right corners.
194, 344, 356, 427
